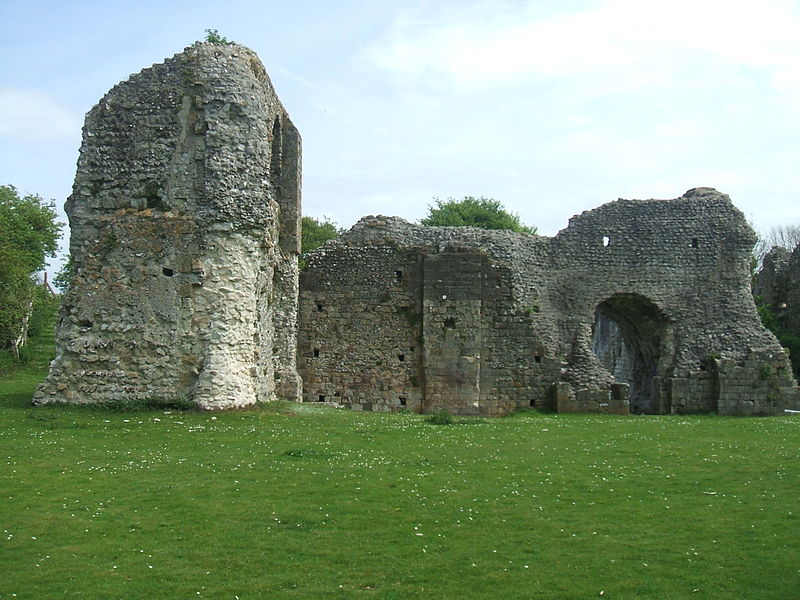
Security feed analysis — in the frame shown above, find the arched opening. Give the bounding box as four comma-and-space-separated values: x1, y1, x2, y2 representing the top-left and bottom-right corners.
591, 293, 670, 414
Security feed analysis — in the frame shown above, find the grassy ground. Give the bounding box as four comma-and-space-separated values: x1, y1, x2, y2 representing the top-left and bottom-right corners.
1, 345, 798, 599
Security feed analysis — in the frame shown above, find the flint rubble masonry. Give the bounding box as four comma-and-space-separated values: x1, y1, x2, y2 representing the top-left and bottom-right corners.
298, 189, 799, 416
35, 43, 301, 409
33, 43, 798, 416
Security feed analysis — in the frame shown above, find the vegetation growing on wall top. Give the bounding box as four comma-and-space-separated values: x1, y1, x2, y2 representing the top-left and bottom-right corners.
420, 196, 536, 234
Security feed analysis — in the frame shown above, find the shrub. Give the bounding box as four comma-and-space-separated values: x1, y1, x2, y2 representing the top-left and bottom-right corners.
204, 29, 232, 45
426, 408, 454, 425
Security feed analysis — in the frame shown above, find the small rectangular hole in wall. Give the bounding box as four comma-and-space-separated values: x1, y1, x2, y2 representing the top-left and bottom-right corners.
398, 354, 405, 362
318, 394, 326, 402
691, 238, 699, 248
395, 270, 403, 282
529, 398, 536, 407
316, 302, 324, 312
399, 396, 407, 406
313, 348, 320, 358
534, 355, 542, 364
162, 267, 174, 277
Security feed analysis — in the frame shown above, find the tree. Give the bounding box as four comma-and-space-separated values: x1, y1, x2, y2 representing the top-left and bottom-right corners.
420, 196, 536, 234
300, 216, 341, 269
204, 29, 232, 45
53, 255, 75, 293
753, 223, 800, 269
0, 185, 62, 358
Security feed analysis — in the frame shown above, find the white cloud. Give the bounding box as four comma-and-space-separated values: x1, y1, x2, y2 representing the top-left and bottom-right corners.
0, 88, 81, 140
365, 0, 800, 103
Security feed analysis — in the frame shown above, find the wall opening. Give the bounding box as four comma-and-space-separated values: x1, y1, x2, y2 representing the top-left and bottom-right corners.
162, 267, 174, 277
316, 302, 323, 312
591, 293, 670, 414
399, 396, 407, 406
313, 348, 320, 358
444, 317, 456, 329
691, 238, 699, 248
270, 117, 282, 180
395, 270, 403, 282
398, 354, 406, 362
318, 394, 326, 402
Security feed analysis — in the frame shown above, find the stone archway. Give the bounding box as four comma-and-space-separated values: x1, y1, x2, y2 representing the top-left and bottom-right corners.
591, 294, 671, 413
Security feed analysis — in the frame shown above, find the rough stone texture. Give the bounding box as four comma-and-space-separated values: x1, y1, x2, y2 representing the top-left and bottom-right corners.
755, 244, 800, 334
299, 188, 798, 416
35, 43, 302, 409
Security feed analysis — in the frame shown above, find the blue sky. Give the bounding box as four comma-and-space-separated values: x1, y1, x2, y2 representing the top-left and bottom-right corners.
2, 0, 799, 274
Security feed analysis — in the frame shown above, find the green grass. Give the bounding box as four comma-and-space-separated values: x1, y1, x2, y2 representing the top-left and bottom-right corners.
1, 357, 799, 598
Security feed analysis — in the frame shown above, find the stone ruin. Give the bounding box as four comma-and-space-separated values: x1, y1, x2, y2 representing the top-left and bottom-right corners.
755, 243, 800, 337
299, 189, 798, 416
35, 44, 799, 416
35, 43, 301, 409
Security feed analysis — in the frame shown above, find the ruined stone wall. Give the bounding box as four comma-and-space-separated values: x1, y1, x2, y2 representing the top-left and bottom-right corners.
787, 249, 800, 334
549, 188, 792, 413
299, 218, 567, 416
298, 244, 424, 411
754, 244, 800, 394
298, 189, 798, 416
35, 43, 301, 409
756, 244, 800, 333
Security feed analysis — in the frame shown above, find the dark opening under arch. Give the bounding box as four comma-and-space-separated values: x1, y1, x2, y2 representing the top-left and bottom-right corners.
591, 293, 670, 414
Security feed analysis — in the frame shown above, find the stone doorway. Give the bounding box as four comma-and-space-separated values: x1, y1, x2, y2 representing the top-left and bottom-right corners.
591, 293, 670, 413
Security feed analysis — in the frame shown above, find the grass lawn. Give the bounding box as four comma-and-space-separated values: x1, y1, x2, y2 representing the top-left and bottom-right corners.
1, 349, 798, 598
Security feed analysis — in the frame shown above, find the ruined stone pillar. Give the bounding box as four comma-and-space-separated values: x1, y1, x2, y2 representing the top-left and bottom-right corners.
35, 42, 302, 409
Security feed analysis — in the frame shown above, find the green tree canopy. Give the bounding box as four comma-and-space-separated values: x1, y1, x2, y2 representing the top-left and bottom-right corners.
54, 255, 75, 293
204, 29, 232, 45
420, 196, 536, 234
301, 216, 340, 255
300, 216, 341, 269
0, 185, 63, 357
0, 185, 62, 273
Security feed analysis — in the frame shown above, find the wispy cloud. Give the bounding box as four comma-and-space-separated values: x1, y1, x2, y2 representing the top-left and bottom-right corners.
0, 88, 81, 140
365, 0, 800, 101
351, 0, 800, 234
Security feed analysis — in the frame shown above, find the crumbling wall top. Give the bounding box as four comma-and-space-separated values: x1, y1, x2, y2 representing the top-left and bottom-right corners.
67, 41, 298, 254
309, 214, 549, 268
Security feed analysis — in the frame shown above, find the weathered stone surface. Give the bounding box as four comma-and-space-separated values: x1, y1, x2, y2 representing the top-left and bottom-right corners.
35, 43, 301, 409
298, 189, 798, 416
755, 243, 800, 334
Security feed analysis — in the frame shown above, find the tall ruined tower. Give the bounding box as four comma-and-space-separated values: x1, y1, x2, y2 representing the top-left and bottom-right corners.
35, 42, 302, 409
